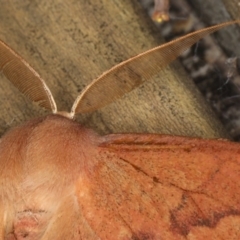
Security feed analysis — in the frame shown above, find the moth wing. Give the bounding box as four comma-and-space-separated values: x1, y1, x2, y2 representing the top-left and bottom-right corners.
74, 134, 240, 239
72, 20, 240, 115
0, 40, 57, 112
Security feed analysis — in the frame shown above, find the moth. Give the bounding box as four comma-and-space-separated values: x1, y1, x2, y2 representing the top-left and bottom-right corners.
0, 21, 240, 239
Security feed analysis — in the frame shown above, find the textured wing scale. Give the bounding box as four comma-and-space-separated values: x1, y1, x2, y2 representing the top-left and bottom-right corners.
71, 20, 240, 116
0, 40, 57, 113
74, 134, 240, 239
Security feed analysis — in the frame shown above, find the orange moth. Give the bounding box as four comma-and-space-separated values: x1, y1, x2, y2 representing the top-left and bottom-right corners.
1, 21, 240, 239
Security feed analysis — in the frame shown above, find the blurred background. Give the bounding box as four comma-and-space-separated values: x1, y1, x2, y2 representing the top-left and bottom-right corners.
141, 0, 240, 140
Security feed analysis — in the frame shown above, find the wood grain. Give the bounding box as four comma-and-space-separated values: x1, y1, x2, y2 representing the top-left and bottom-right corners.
0, 0, 228, 138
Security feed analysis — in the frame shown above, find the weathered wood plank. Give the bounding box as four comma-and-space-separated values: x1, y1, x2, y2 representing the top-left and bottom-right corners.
0, 0, 228, 138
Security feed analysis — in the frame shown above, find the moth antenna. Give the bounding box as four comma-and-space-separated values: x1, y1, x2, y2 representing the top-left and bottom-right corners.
0, 40, 57, 113
71, 20, 240, 116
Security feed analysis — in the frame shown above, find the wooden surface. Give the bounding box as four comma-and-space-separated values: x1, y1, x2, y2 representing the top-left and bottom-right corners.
0, 0, 229, 138
224, 0, 240, 21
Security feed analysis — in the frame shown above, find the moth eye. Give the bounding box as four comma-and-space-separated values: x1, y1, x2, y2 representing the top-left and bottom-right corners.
10, 210, 48, 239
